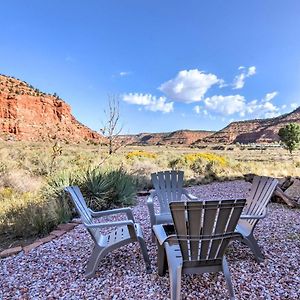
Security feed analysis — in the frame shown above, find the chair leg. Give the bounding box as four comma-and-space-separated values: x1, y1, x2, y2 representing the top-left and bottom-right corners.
157, 242, 167, 276
85, 244, 106, 278
151, 231, 156, 243
137, 236, 152, 273
222, 257, 235, 300
169, 264, 182, 300
243, 233, 264, 262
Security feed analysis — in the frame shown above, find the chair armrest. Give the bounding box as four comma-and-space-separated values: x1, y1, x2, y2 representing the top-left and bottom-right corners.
153, 225, 178, 245
153, 224, 169, 245
182, 188, 198, 200
89, 207, 135, 222
85, 220, 134, 229
147, 195, 156, 227
240, 208, 267, 220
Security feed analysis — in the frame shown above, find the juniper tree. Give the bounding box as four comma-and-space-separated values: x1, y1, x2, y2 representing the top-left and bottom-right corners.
278, 123, 300, 154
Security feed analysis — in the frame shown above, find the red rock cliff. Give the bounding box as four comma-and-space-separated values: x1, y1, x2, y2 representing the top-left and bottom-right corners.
0, 75, 103, 143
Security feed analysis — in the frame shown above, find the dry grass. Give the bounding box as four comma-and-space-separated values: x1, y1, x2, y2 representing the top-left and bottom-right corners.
0, 141, 299, 249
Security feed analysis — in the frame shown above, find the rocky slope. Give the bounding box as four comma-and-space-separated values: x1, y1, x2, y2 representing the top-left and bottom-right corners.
0, 75, 103, 143
119, 130, 214, 146
199, 107, 300, 144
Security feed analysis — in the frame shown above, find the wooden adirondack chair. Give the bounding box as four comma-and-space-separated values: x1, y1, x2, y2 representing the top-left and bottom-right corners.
147, 170, 197, 228
65, 186, 151, 278
237, 176, 278, 262
153, 199, 246, 300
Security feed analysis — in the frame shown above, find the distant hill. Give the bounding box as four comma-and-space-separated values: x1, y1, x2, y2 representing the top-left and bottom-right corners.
0, 74, 104, 143
119, 130, 215, 146
198, 106, 300, 144
1, 73, 299, 145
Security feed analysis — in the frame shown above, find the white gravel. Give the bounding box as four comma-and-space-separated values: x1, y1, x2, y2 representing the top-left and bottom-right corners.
1, 180, 299, 300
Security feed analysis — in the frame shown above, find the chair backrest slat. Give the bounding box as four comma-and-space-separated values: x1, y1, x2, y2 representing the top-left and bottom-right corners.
64, 186, 100, 241
176, 171, 184, 200
171, 203, 189, 258
151, 171, 185, 214
170, 199, 246, 265
187, 202, 203, 260
165, 171, 172, 204
244, 176, 278, 226
65, 186, 92, 223
200, 201, 219, 260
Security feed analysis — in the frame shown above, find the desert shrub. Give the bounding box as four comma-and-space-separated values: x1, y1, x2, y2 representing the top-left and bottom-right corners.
81, 167, 136, 210
80, 167, 113, 210
105, 168, 137, 208
226, 146, 235, 151
128, 160, 158, 190
294, 160, 300, 168
126, 150, 157, 160
183, 153, 228, 167
211, 145, 226, 150
43, 170, 80, 224
45, 167, 137, 213
0, 188, 56, 238
190, 158, 207, 175
168, 157, 188, 170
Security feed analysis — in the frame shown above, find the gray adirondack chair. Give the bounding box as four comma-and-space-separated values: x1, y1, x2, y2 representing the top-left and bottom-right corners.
153, 199, 246, 300
147, 170, 197, 228
64, 186, 151, 278
237, 176, 278, 262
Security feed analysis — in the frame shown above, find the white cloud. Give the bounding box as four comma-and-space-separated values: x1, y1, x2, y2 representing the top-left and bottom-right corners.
204, 95, 246, 116
159, 69, 220, 103
202, 91, 282, 119
247, 66, 256, 76
290, 102, 299, 109
193, 105, 201, 114
263, 91, 278, 102
245, 99, 280, 118
119, 71, 131, 77
232, 66, 256, 89
122, 93, 173, 113
218, 79, 228, 88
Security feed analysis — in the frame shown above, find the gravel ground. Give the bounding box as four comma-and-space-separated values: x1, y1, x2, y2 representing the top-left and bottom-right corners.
1, 180, 300, 300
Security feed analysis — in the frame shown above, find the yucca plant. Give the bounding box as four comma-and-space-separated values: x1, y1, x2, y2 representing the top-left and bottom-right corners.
81, 167, 112, 210
106, 168, 137, 208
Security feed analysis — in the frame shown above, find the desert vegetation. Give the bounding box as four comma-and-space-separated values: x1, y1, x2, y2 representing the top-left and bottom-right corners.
0, 141, 299, 250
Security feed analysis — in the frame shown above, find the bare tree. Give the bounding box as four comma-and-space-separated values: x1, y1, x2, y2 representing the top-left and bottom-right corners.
100, 95, 123, 155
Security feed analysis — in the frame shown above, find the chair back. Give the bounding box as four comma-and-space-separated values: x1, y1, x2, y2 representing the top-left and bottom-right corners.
170, 199, 246, 267
64, 186, 100, 242
151, 170, 184, 214
244, 176, 278, 226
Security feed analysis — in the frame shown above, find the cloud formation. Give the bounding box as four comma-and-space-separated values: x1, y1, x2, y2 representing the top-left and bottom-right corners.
204, 95, 246, 115
196, 91, 281, 119
232, 66, 256, 89
263, 91, 278, 102
123, 93, 173, 113
159, 69, 220, 103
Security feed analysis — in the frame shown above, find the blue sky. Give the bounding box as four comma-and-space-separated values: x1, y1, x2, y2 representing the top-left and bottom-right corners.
0, 1, 300, 134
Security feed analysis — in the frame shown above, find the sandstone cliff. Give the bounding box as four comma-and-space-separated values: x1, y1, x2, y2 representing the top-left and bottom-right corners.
0, 75, 103, 143
200, 107, 300, 144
